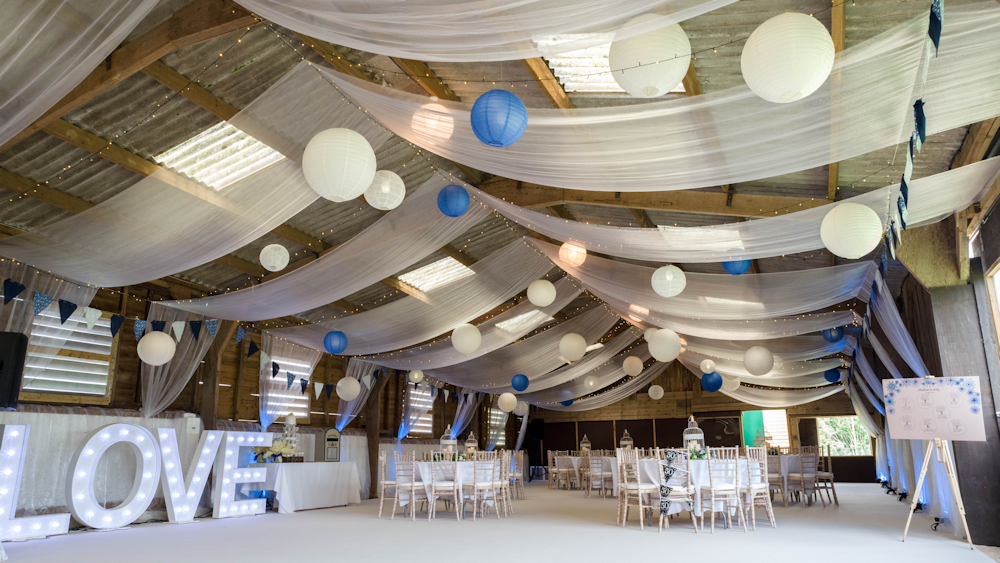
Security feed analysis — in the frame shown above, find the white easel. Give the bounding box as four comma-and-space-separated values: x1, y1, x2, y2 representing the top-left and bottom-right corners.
901, 437, 974, 549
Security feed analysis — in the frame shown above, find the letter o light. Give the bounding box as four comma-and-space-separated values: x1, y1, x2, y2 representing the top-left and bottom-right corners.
66, 424, 161, 529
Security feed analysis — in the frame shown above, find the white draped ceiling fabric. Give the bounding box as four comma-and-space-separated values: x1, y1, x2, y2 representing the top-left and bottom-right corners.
320, 3, 1000, 191
451, 389, 482, 439
165, 176, 491, 320
540, 361, 667, 411
688, 369, 845, 408
270, 240, 554, 354
616, 307, 858, 341
0, 0, 159, 147
233, 0, 736, 61
470, 158, 1000, 263
335, 359, 383, 431
519, 343, 651, 404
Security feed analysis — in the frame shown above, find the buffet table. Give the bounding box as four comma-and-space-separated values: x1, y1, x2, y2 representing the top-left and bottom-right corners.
242, 462, 361, 513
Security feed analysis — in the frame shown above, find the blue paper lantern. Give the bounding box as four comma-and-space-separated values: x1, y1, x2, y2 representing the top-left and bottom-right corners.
470, 90, 528, 147
437, 185, 470, 217
324, 331, 348, 354
824, 368, 842, 383
822, 327, 844, 343
560, 399, 575, 407
723, 260, 751, 275
701, 371, 723, 392
511, 374, 529, 392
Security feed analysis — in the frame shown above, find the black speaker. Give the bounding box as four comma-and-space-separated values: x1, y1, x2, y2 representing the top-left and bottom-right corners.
0, 332, 27, 410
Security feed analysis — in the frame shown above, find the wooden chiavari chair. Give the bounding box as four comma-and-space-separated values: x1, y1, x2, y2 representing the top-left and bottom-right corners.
390, 451, 425, 521
657, 449, 698, 533
547, 450, 557, 489
586, 454, 610, 498
377, 450, 396, 518
816, 445, 838, 506
555, 455, 576, 490
787, 446, 824, 506
742, 446, 776, 530
700, 446, 747, 533
509, 450, 525, 499
766, 452, 787, 508
620, 448, 658, 530
462, 451, 498, 520
429, 455, 460, 520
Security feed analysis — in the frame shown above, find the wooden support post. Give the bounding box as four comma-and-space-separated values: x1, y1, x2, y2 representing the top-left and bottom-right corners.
199, 320, 238, 431
366, 370, 391, 498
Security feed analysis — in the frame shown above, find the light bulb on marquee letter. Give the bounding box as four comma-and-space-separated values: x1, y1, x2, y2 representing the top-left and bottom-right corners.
66, 423, 160, 530
212, 431, 271, 519
0, 425, 70, 541
158, 429, 223, 524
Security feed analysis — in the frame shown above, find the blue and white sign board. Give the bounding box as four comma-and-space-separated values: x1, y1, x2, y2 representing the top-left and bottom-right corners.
883, 377, 986, 442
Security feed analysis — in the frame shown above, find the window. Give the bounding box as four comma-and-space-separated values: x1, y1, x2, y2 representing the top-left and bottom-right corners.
268, 356, 314, 424
154, 122, 285, 190
23, 309, 115, 396
407, 385, 434, 436
817, 416, 872, 456
398, 257, 474, 292
489, 408, 507, 449
761, 410, 790, 448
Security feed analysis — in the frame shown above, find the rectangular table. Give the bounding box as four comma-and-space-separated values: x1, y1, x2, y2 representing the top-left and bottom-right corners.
563, 456, 615, 486
241, 462, 361, 513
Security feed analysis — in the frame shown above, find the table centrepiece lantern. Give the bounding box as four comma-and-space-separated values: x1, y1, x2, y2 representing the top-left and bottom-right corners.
465, 431, 479, 453
682, 416, 705, 452
580, 434, 591, 452
619, 429, 633, 449
440, 425, 457, 452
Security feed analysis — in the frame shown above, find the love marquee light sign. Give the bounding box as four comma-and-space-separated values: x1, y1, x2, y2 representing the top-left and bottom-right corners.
0, 423, 274, 545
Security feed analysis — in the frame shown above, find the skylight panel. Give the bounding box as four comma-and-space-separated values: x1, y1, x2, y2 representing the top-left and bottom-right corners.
495, 310, 554, 333
154, 122, 285, 190
539, 36, 685, 94
398, 257, 475, 292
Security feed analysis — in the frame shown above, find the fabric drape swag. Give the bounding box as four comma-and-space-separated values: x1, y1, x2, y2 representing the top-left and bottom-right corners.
139, 303, 214, 418
260, 332, 322, 430
484, 404, 508, 452
335, 359, 382, 431
398, 382, 432, 439
450, 390, 482, 439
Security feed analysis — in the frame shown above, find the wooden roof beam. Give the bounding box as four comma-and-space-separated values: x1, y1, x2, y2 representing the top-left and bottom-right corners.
827, 0, 846, 202
521, 58, 575, 109
392, 58, 461, 102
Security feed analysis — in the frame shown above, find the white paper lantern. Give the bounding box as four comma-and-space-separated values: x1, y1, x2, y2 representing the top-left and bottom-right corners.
609, 16, 691, 98
527, 279, 557, 307
700, 359, 716, 374
412, 103, 454, 140
258, 244, 290, 272
559, 333, 587, 362
623, 356, 643, 376
137, 331, 176, 366
513, 401, 530, 417
741, 13, 836, 104
558, 242, 587, 266
452, 323, 482, 354
364, 170, 406, 211
744, 345, 775, 376
583, 375, 600, 390
651, 265, 686, 297
301, 129, 376, 202
820, 202, 883, 259
648, 329, 681, 362
721, 375, 741, 392
498, 392, 517, 413
648, 384, 665, 400
644, 327, 659, 341
407, 370, 424, 383
336, 377, 361, 401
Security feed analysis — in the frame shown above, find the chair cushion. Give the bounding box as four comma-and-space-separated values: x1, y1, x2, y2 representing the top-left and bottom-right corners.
817, 471, 833, 478
787, 473, 815, 479
700, 484, 737, 491
381, 480, 397, 485
433, 481, 457, 487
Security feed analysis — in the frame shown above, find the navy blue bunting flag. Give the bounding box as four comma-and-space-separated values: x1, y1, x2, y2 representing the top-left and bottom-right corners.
247, 339, 260, 358
57, 300, 77, 324
897, 197, 908, 230
299, 378, 308, 394
879, 247, 889, 278
110, 314, 125, 337
151, 320, 166, 333
235, 325, 247, 344
900, 176, 909, 207
272, 361, 280, 378
2, 279, 25, 305
325, 384, 334, 400
205, 319, 218, 339
286, 372, 295, 389
913, 99, 926, 145
189, 320, 203, 341
133, 318, 147, 341
929, 0, 942, 54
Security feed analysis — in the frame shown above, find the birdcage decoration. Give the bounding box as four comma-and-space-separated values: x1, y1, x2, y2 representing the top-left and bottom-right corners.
682, 416, 705, 452
465, 431, 479, 453
619, 429, 634, 449
580, 434, 592, 452
440, 424, 457, 452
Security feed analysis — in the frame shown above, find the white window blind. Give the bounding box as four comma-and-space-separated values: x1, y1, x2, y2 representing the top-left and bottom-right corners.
269, 356, 313, 424
489, 408, 507, 449
409, 385, 434, 436
23, 311, 113, 396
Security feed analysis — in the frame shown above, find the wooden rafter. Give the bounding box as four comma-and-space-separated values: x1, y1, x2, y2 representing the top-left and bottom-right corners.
391, 58, 461, 102
629, 208, 656, 229
827, 0, 846, 202
521, 58, 574, 109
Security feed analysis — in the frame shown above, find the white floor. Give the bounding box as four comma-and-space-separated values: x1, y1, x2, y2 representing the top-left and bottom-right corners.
5, 482, 992, 562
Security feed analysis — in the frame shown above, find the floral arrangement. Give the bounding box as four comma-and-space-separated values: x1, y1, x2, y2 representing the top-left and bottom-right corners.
253, 437, 298, 463
688, 447, 707, 460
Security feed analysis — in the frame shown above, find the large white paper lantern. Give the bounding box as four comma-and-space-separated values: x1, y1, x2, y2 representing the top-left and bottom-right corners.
336, 377, 361, 401
609, 15, 691, 98
648, 329, 681, 362
452, 323, 482, 354
584, 375, 600, 390
741, 13, 836, 104
498, 392, 517, 413
700, 359, 716, 374
259, 244, 290, 272
137, 331, 176, 366
560, 333, 587, 362
527, 279, 557, 307
623, 356, 643, 376
559, 242, 587, 266
651, 265, 686, 297
744, 346, 774, 376
721, 375, 741, 392
407, 370, 424, 383
644, 327, 659, 341
412, 103, 454, 140
820, 202, 883, 259
513, 401, 530, 417
301, 129, 376, 202
648, 384, 665, 400
364, 170, 406, 211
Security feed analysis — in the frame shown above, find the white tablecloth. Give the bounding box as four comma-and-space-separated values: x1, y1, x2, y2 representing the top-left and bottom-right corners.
241, 462, 361, 513
564, 456, 615, 485
779, 454, 815, 495
407, 460, 495, 511
626, 458, 759, 517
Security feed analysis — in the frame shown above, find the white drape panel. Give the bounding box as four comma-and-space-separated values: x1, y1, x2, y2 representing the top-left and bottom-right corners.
875, 434, 890, 481
139, 304, 214, 418
540, 362, 667, 411
845, 380, 882, 438
872, 274, 931, 377
688, 366, 845, 407
485, 405, 508, 452
909, 439, 932, 505
340, 432, 370, 499
617, 306, 858, 341
682, 334, 855, 364
361, 278, 580, 370
451, 389, 482, 439
398, 382, 432, 439
324, 5, 1000, 191
271, 240, 554, 354
514, 413, 529, 451
471, 158, 1000, 262
854, 352, 886, 410
234, 0, 735, 61
533, 239, 876, 320
0, 0, 158, 147
165, 177, 491, 320
679, 354, 841, 388
260, 332, 322, 430
869, 333, 904, 379
335, 359, 383, 431
425, 306, 621, 390
520, 343, 651, 404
